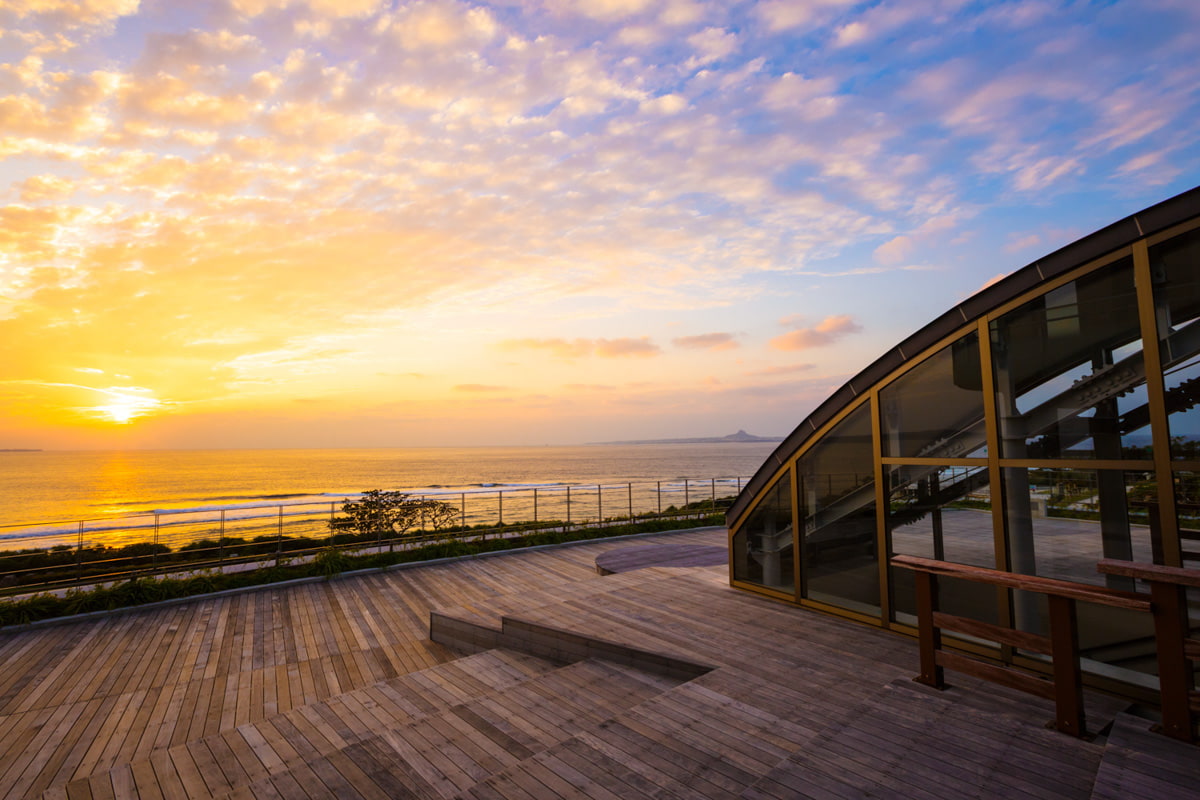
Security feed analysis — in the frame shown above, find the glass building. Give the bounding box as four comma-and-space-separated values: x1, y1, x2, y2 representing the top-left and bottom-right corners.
727, 186, 1200, 695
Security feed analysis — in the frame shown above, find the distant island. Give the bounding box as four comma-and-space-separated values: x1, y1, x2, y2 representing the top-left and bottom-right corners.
0, 449, 42, 452
589, 430, 783, 445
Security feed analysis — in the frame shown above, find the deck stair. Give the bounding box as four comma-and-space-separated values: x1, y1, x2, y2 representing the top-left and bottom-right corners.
55, 649, 685, 798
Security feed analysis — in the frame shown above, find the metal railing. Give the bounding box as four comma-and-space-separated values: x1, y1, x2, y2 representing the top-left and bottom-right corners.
0, 477, 747, 595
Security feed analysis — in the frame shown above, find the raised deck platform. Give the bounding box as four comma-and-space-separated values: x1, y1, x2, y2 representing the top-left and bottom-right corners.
0, 528, 1195, 799
593, 541, 727, 574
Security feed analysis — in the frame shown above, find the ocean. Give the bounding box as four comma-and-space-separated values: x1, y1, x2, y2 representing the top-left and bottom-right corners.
0, 444, 776, 550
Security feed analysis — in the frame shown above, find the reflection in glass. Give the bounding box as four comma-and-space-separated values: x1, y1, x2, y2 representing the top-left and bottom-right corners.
881, 332, 986, 459
1150, 228, 1200, 459
990, 258, 1150, 460
1002, 466, 1157, 677
799, 404, 880, 614
888, 465, 997, 626
731, 470, 794, 593
1173, 471, 1200, 566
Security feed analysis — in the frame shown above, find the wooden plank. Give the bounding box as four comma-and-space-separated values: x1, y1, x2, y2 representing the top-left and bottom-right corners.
3, 699, 92, 799
556, 736, 690, 800
339, 737, 426, 799
932, 611, 1052, 654
147, 748, 188, 800
163, 740, 210, 799
935, 650, 1057, 701
127, 753, 165, 800
1097, 559, 1200, 588
238, 721, 289, 775
315, 748, 391, 800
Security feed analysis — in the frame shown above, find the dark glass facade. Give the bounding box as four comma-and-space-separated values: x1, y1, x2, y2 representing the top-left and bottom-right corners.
728, 187, 1200, 692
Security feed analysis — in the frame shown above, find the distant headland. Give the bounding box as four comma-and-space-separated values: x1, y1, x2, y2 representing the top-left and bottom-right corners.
589, 430, 783, 445
0, 449, 41, 452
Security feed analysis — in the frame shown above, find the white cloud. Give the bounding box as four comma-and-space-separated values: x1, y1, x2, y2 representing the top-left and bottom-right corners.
228, 0, 382, 18
1, 0, 139, 25
639, 93, 688, 115
545, 0, 655, 22
756, 0, 856, 33
687, 27, 737, 66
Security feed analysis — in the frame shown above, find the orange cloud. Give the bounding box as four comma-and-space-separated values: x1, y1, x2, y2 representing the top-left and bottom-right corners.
120, 74, 256, 126
4, 0, 139, 25
746, 363, 816, 376
18, 174, 75, 202
595, 337, 660, 357
454, 384, 508, 392
502, 337, 661, 358
770, 315, 861, 351
672, 332, 739, 351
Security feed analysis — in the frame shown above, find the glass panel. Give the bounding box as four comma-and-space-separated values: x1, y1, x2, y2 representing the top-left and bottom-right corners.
1150, 228, 1200, 459
881, 331, 987, 459
798, 403, 880, 614
1175, 470, 1200, 566
731, 469, 795, 593
989, 258, 1150, 460
888, 465, 998, 627
1002, 466, 1157, 678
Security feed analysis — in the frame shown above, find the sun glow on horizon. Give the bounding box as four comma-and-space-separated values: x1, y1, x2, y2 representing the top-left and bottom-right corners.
85, 391, 163, 426
0, 0, 1196, 449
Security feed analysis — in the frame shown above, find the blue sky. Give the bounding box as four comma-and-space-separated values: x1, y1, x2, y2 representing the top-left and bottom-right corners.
0, 0, 1197, 448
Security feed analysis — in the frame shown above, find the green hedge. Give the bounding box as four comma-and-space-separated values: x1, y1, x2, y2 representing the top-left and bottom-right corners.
0, 514, 725, 627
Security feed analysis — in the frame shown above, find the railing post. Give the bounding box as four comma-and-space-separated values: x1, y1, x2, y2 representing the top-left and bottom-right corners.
657, 481, 662, 515
219, 510, 226, 564
684, 479, 689, 512
77, 520, 84, 583
498, 490, 503, 527
1046, 595, 1085, 737
597, 485, 602, 522
1149, 580, 1194, 741
628, 483, 633, 520
567, 485, 571, 525
153, 513, 160, 572
913, 571, 945, 689
711, 477, 716, 511
461, 492, 466, 530
277, 506, 284, 565
534, 488, 538, 524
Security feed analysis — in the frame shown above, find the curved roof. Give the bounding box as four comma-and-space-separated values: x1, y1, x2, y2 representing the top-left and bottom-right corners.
727, 185, 1200, 526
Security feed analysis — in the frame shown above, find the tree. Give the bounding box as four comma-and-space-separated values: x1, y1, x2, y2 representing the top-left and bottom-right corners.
419, 499, 459, 531
336, 490, 421, 541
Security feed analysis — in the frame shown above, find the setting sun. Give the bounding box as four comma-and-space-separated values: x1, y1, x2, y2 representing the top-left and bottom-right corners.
86, 392, 162, 426
0, 0, 1195, 450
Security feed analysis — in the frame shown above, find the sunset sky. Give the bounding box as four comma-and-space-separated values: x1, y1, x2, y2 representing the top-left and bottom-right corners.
1, 0, 1198, 449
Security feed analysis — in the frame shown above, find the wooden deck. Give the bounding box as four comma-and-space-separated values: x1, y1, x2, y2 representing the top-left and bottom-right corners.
0, 528, 1194, 799
593, 541, 727, 575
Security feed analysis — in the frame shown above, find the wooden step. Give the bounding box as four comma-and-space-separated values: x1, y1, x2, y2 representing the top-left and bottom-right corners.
199, 658, 682, 800
1090, 711, 1200, 800
50, 649, 563, 799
